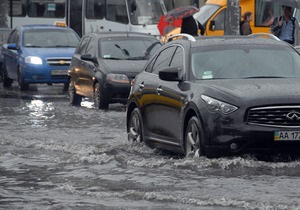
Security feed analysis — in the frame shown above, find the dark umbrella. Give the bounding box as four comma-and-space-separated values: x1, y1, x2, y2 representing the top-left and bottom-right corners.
263, 0, 300, 8
165, 6, 199, 21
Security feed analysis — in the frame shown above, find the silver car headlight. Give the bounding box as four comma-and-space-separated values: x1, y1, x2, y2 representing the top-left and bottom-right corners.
201, 95, 238, 115
25, 56, 43, 65
106, 73, 129, 84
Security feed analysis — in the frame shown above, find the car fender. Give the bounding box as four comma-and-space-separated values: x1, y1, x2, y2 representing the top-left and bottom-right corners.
181, 101, 206, 148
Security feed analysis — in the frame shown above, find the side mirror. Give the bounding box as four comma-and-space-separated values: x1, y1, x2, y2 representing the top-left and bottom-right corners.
81, 54, 97, 64
159, 66, 183, 82
210, 20, 216, 31
7, 43, 18, 50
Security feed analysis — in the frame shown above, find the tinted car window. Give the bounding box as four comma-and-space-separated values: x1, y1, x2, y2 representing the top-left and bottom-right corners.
23, 29, 79, 48
86, 38, 96, 57
152, 46, 177, 74
191, 45, 300, 79
7, 30, 18, 44
170, 46, 183, 68
76, 36, 91, 54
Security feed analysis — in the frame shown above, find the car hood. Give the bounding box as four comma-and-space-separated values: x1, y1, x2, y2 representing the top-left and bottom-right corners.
101, 59, 147, 76
23, 47, 76, 57
199, 78, 300, 104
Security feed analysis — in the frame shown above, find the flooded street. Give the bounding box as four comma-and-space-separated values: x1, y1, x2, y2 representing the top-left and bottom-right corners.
1, 84, 300, 210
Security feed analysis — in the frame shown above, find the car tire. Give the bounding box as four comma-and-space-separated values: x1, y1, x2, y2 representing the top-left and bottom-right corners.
185, 116, 204, 158
68, 80, 82, 106
63, 82, 69, 91
128, 108, 143, 143
17, 67, 29, 91
2, 65, 13, 87
94, 83, 109, 109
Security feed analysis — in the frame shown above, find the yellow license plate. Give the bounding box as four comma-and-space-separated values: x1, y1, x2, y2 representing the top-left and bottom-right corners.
274, 131, 300, 141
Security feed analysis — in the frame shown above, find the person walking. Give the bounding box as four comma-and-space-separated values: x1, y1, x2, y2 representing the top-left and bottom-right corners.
181, 15, 205, 36
240, 11, 253, 35
270, 5, 299, 45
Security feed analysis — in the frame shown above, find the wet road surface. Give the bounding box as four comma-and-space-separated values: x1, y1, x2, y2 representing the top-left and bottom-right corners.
1, 83, 300, 210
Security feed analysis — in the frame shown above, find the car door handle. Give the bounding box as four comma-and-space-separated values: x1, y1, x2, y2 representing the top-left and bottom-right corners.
139, 83, 144, 89
156, 87, 163, 94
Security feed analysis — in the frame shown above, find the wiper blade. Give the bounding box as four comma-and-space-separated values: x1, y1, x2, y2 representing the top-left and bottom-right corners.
103, 57, 122, 60
126, 56, 147, 60
243, 76, 285, 79
53, 45, 75, 48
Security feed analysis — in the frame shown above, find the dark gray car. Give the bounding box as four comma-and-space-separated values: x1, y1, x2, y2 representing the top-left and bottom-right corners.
68, 32, 161, 109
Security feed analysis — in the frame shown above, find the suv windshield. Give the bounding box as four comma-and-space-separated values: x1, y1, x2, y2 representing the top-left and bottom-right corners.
23, 29, 79, 48
191, 45, 300, 79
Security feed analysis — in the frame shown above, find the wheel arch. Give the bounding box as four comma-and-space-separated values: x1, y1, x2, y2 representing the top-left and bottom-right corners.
126, 100, 139, 132
182, 103, 205, 146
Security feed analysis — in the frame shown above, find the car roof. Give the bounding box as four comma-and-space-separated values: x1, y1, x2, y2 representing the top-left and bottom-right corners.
17, 24, 73, 31
84, 32, 159, 39
167, 35, 291, 49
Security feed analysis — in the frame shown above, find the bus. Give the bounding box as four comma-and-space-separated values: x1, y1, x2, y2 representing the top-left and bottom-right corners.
6, 0, 167, 37
193, 0, 283, 36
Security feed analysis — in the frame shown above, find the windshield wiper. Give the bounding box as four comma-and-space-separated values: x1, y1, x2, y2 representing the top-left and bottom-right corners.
103, 57, 123, 60
53, 45, 75, 48
126, 56, 147, 60
243, 76, 285, 79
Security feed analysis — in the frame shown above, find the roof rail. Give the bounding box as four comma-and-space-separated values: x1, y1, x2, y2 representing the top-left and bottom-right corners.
247, 33, 281, 41
167, 33, 196, 42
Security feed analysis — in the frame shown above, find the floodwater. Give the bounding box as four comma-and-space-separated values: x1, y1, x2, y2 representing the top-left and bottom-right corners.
1, 84, 300, 210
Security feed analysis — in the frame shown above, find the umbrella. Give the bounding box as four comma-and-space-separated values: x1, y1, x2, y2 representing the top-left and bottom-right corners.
264, 0, 300, 8
157, 14, 182, 36
165, 6, 199, 21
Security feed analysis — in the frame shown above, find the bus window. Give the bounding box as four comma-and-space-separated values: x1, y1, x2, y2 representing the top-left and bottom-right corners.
8, 0, 26, 17
128, 0, 165, 25
255, 0, 281, 27
27, 0, 65, 18
86, 0, 104, 19
106, 0, 128, 24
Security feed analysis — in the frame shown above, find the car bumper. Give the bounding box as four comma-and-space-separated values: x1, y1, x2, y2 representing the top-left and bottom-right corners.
22, 63, 69, 84
106, 82, 131, 104
205, 122, 300, 157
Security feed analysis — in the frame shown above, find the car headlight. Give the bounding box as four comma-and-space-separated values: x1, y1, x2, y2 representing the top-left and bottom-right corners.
106, 73, 129, 84
201, 95, 238, 115
25, 56, 43, 65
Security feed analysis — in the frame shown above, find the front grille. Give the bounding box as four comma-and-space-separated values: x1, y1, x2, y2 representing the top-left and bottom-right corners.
247, 106, 300, 127
46, 57, 71, 66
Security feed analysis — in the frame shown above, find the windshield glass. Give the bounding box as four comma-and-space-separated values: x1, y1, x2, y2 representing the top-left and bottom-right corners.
100, 37, 161, 60
191, 45, 300, 79
128, 0, 165, 25
194, 4, 220, 24
23, 29, 79, 48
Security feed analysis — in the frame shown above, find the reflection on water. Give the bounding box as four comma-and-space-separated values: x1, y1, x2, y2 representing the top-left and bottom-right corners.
25, 100, 55, 128
1, 85, 300, 209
